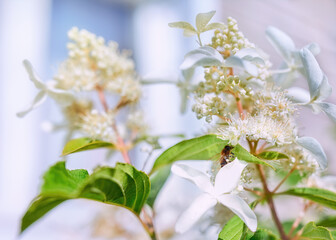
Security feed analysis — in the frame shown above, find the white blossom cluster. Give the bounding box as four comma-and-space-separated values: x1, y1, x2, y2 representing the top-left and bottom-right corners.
126, 110, 148, 135
19, 27, 149, 146
79, 110, 117, 143
54, 27, 141, 102
192, 95, 228, 122
218, 111, 296, 146
253, 89, 297, 119
211, 17, 255, 55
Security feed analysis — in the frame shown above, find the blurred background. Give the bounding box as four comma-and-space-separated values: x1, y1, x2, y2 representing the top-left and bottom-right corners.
0, 0, 336, 239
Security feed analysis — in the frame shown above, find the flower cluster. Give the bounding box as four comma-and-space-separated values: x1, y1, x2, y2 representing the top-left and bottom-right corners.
210, 17, 255, 56
54, 27, 141, 102
19, 27, 148, 148
79, 110, 117, 143
218, 111, 296, 146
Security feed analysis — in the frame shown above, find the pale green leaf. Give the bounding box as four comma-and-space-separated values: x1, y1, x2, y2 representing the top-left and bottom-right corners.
62, 137, 114, 156
181, 46, 223, 70
280, 188, 336, 210
316, 76, 332, 102
300, 48, 324, 100
265, 26, 296, 63
218, 215, 245, 240
274, 62, 299, 89
296, 136, 327, 170
317, 102, 336, 123
196, 11, 216, 32
300, 222, 333, 240
257, 151, 288, 160
286, 87, 310, 104
203, 22, 226, 32
180, 53, 222, 70
168, 21, 197, 36
225, 56, 259, 76
21, 162, 150, 233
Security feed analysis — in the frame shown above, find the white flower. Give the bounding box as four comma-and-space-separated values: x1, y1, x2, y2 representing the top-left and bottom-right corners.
171, 159, 257, 233
218, 112, 296, 146
79, 110, 117, 143
17, 60, 74, 118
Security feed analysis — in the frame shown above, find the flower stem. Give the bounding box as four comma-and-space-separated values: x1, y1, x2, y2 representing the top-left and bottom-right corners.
140, 79, 178, 85
96, 85, 131, 164
197, 33, 203, 46
256, 164, 289, 240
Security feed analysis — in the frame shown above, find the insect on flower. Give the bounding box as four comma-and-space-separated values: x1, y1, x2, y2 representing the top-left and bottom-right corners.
219, 145, 235, 167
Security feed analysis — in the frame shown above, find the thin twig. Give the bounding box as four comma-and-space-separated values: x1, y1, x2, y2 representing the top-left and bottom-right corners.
289, 202, 312, 237
272, 163, 298, 194
257, 164, 289, 240
96, 85, 131, 164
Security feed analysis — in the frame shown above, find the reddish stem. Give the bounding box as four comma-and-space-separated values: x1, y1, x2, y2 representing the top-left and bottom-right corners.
96, 85, 131, 164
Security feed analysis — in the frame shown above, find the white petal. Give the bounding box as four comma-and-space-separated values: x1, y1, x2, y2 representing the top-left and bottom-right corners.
171, 163, 214, 194
214, 159, 247, 195
175, 193, 217, 233
217, 194, 257, 232
47, 87, 74, 106
23, 60, 45, 90
16, 91, 47, 118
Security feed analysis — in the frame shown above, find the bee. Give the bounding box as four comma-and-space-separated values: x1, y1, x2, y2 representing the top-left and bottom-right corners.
219, 145, 235, 167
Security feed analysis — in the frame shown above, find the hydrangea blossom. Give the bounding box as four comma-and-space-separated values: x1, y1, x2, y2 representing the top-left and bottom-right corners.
218, 111, 296, 146
172, 159, 257, 233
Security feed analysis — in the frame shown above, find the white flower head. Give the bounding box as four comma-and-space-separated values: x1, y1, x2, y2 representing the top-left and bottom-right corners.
54, 27, 141, 103
79, 110, 117, 143
17, 60, 74, 118
218, 112, 296, 146
171, 159, 257, 233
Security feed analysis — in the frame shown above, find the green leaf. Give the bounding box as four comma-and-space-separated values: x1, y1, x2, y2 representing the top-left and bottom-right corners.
317, 216, 336, 228
247, 229, 279, 240
218, 201, 258, 240
265, 26, 295, 63
151, 135, 226, 173
62, 137, 114, 156
296, 136, 327, 170
257, 151, 289, 160
300, 222, 333, 240
282, 220, 303, 235
280, 188, 336, 210
218, 215, 245, 240
231, 145, 274, 169
21, 161, 150, 233
196, 11, 216, 32
146, 165, 171, 207
150, 135, 273, 174
331, 230, 336, 239
168, 21, 197, 37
